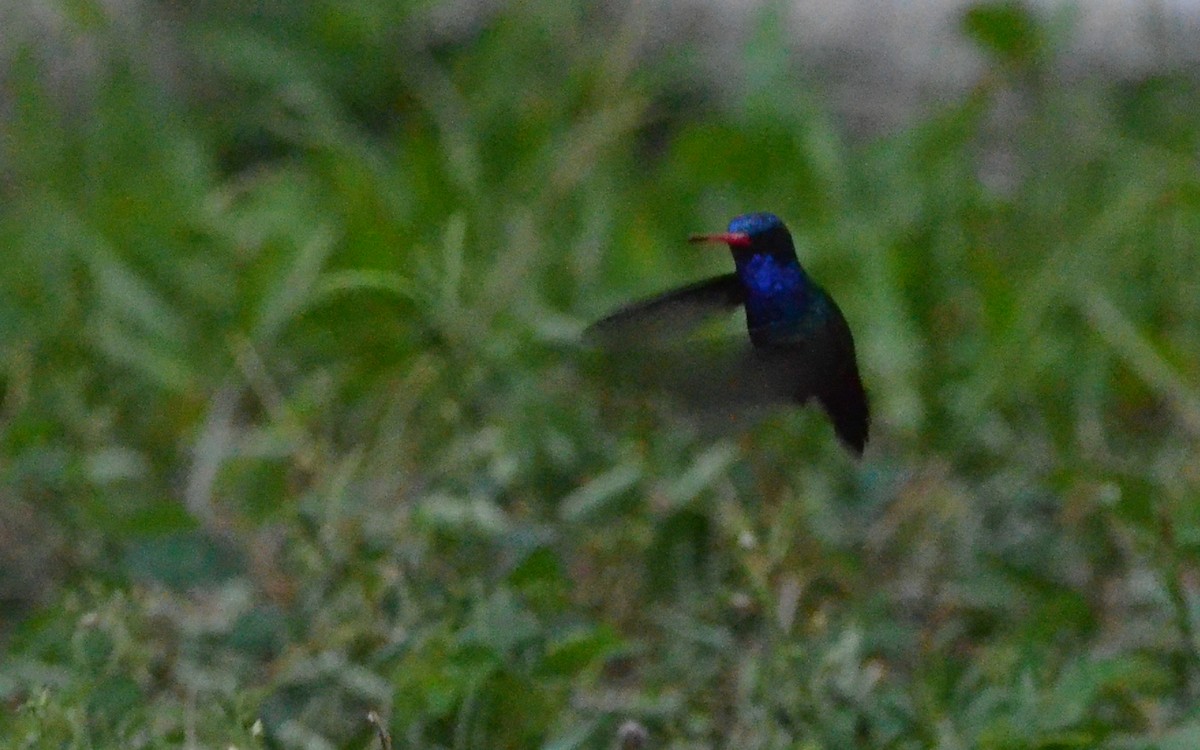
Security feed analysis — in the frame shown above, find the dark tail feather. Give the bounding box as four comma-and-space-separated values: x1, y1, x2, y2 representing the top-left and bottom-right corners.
817, 370, 870, 456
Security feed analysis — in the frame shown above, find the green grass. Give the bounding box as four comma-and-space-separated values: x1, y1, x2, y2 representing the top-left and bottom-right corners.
3, 1, 1200, 748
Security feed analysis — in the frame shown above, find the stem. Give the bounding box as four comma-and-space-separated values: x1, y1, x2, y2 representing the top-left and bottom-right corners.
1158, 510, 1200, 698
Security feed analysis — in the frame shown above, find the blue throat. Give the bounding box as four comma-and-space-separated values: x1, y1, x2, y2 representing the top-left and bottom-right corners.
734, 252, 817, 345
721, 212, 826, 345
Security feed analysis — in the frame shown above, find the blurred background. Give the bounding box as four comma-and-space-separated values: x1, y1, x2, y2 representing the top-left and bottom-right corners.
2, 0, 1200, 747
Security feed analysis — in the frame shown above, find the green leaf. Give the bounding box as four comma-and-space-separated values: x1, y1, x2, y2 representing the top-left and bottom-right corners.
962, 1, 1045, 68
122, 531, 243, 590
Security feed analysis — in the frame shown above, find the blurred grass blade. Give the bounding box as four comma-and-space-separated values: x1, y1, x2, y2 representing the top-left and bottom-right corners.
311, 269, 423, 306
559, 465, 641, 523
1077, 285, 1200, 437
665, 442, 738, 509
90, 316, 197, 393
86, 248, 188, 344
970, 178, 1165, 408
441, 213, 467, 309
255, 225, 337, 344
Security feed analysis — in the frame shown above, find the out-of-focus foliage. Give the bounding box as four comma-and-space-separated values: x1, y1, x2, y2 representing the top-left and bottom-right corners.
2, 0, 1200, 748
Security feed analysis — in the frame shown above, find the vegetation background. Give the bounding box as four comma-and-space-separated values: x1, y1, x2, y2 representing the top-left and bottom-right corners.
2, 1, 1200, 748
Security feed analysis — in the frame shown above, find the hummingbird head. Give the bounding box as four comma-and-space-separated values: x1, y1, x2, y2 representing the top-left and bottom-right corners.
689, 213, 813, 334
688, 212, 797, 262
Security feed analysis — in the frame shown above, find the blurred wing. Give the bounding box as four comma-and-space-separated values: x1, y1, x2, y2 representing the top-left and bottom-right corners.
585, 336, 813, 415
686, 320, 869, 455
584, 274, 744, 346
583, 276, 869, 456
668, 340, 815, 406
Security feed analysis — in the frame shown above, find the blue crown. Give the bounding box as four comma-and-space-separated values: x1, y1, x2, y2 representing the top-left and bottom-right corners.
727, 212, 783, 236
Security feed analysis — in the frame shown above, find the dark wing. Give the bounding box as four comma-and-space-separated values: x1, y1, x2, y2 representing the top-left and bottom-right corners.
811, 295, 870, 455
653, 287, 869, 456
584, 274, 869, 456
584, 274, 744, 346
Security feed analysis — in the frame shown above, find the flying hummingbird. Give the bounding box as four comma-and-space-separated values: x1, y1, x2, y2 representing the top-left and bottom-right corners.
585, 212, 869, 455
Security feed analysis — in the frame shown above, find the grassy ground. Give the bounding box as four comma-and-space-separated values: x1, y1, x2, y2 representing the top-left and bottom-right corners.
3, 2, 1200, 748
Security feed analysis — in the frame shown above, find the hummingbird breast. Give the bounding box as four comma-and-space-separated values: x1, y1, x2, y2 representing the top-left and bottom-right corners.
736, 253, 823, 346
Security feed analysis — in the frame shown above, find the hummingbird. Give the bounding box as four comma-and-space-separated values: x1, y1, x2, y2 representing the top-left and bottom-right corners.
585, 212, 869, 455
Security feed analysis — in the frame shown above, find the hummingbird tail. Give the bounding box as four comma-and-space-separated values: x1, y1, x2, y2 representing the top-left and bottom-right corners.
817, 373, 869, 456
